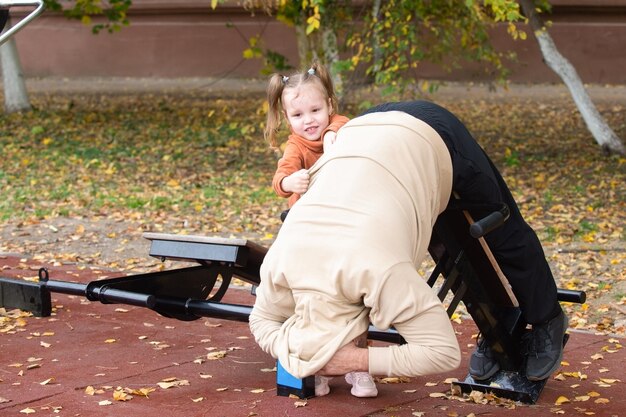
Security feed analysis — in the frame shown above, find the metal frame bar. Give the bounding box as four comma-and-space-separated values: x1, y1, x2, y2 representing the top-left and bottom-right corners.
0, 0, 45, 46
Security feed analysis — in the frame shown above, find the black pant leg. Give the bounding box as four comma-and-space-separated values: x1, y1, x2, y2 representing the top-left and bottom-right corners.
363, 101, 560, 324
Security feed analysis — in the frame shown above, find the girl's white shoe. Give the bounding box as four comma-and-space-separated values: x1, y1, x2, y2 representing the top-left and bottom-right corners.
345, 372, 378, 397
315, 375, 331, 397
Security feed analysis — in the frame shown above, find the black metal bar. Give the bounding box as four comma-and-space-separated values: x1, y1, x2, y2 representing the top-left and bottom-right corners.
446, 280, 467, 317
557, 289, 586, 304
368, 325, 405, 344
426, 253, 447, 287
91, 287, 156, 308
436, 264, 460, 302
185, 299, 253, 322
231, 264, 262, 286
150, 295, 252, 322
43, 280, 88, 296
38, 278, 157, 309
153, 293, 406, 344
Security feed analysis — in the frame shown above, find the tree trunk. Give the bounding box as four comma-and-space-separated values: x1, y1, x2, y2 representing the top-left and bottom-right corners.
371, 0, 382, 75
321, 27, 343, 95
294, 15, 343, 99
1, 19, 31, 113
518, 0, 625, 156
295, 24, 311, 67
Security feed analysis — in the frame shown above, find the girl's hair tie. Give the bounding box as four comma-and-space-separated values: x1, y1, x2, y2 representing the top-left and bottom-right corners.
282, 75, 289, 83
307, 68, 315, 76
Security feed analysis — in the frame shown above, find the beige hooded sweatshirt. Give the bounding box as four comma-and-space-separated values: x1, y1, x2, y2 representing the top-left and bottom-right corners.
249, 111, 460, 379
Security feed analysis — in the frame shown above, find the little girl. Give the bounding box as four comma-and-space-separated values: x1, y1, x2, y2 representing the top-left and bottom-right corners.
263, 62, 378, 398
265, 62, 349, 208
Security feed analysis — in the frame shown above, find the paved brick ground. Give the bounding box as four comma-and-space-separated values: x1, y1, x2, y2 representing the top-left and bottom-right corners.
1, 254, 623, 417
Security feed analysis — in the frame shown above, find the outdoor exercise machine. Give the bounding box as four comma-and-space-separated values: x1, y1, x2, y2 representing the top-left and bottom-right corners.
427, 201, 585, 403
0, 2, 585, 402
0, 201, 585, 403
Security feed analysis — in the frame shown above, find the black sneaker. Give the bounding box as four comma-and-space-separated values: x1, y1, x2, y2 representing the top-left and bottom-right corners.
525, 309, 568, 381
469, 337, 500, 380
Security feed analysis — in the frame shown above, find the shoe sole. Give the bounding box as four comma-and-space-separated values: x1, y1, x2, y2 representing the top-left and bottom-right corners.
350, 388, 378, 398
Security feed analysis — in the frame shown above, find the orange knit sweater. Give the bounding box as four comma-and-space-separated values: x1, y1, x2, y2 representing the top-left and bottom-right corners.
272, 114, 350, 207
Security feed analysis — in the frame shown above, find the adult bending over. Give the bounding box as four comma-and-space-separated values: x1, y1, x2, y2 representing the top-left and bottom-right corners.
249, 105, 461, 385
250, 100, 567, 389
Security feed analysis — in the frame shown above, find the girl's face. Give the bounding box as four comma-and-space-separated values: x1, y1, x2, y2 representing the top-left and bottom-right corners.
282, 83, 332, 142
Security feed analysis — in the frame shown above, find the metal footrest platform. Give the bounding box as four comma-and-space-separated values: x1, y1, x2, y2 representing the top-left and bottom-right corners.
452, 334, 570, 403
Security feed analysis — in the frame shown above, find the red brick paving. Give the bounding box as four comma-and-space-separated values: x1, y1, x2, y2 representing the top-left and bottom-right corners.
1, 254, 624, 417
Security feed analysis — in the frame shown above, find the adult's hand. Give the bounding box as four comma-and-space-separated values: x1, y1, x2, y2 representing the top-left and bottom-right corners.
318, 341, 369, 376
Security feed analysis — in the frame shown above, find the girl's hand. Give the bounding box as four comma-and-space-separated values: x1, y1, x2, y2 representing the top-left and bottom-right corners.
323, 131, 338, 152
281, 169, 310, 194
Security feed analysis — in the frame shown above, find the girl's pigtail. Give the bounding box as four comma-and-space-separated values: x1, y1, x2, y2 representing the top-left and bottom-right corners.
264, 73, 286, 149
310, 61, 338, 115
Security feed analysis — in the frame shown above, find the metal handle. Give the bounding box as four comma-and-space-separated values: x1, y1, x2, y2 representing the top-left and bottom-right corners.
469, 204, 510, 238
0, 0, 45, 46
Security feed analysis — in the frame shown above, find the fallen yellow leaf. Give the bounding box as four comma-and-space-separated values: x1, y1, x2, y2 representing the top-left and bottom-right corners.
128, 387, 155, 397
157, 379, 189, 389
113, 389, 132, 401
39, 377, 55, 385
555, 395, 570, 405
207, 350, 228, 360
